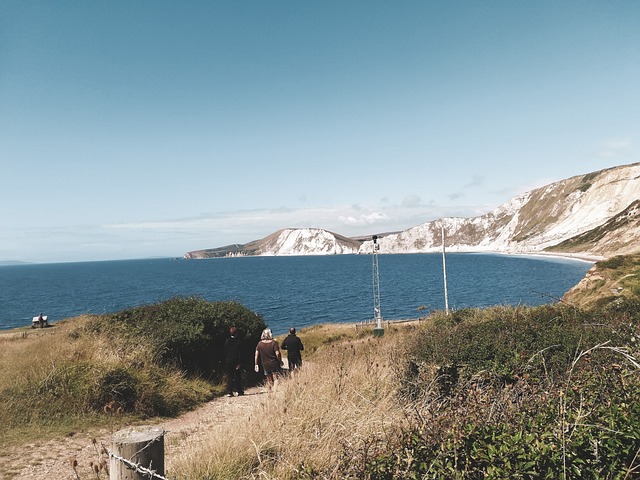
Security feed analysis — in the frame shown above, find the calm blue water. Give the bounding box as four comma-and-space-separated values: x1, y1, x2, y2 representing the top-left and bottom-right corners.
0, 254, 592, 335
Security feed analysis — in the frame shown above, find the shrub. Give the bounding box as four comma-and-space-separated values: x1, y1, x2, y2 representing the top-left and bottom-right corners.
96, 366, 138, 411
0, 299, 265, 446
374, 301, 640, 479
404, 304, 625, 388
367, 367, 640, 479
89, 297, 266, 377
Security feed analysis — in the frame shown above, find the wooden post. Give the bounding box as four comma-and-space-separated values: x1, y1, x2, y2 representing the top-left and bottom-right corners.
110, 426, 165, 480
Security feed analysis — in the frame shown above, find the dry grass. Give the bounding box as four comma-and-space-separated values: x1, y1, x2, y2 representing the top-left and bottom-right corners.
0, 314, 210, 451
0, 317, 128, 446
0, 317, 421, 478
562, 253, 640, 309
169, 322, 418, 479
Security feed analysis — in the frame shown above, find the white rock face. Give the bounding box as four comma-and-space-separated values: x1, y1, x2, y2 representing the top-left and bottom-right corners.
258, 228, 360, 256
185, 163, 640, 259
358, 163, 640, 257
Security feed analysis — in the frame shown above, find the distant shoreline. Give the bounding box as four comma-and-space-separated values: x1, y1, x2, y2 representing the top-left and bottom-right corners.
504, 251, 603, 264
432, 248, 602, 264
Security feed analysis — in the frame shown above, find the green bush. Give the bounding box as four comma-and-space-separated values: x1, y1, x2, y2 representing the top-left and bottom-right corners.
406, 304, 624, 388
96, 366, 138, 411
366, 375, 640, 479
1, 298, 265, 442
367, 301, 640, 479
599, 256, 625, 269
89, 297, 266, 377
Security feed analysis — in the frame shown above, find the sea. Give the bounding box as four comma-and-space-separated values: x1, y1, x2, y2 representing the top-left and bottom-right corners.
0, 253, 592, 335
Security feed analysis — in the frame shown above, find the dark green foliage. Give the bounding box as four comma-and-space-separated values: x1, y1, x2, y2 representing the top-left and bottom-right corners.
97, 367, 138, 410
581, 172, 600, 184
89, 296, 266, 377
577, 182, 592, 192
1, 298, 265, 435
405, 304, 618, 390
600, 297, 640, 318
599, 256, 626, 269
363, 302, 640, 479
367, 379, 640, 479
8, 298, 265, 427
15, 297, 268, 422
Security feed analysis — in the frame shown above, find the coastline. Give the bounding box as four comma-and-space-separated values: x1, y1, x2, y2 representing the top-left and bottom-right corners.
506, 251, 603, 264
436, 247, 603, 264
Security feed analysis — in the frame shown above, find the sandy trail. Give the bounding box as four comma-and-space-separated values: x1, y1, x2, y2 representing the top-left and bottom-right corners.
1, 384, 271, 480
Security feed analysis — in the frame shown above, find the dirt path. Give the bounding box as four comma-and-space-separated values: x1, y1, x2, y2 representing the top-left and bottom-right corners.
2, 385, 270, 479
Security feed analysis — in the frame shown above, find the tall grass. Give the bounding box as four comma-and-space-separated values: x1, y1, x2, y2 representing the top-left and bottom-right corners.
168, 300, 640, 479
0, 297, 261, 448
3, 287, 638, 478
168, 323, 418, 479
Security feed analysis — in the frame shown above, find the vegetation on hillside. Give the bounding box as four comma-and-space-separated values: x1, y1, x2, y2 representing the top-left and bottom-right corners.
89, 296, 265, 376
0, 297, 265, 447
160, 302, 639, 479
364, 301, 640, 479
562, 253, 640, 309
165, 257, 640, 479
546, 201, 640, 257
357, 255, 639, 478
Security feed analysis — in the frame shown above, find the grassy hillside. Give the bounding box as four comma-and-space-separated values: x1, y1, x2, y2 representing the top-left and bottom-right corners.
165, 298, 639, 479
562, 253, 640, 309
0, 297, 265, 449
165, 256, 640, 479
371, 302, 640, 479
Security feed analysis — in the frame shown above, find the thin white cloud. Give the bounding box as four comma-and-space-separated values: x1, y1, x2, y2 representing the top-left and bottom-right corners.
105, 205, 394, 235
338, 211, 390, 226
606, 139, 632, 149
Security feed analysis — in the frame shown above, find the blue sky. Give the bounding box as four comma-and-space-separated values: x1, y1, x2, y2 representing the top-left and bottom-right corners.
1, 1, 638, 263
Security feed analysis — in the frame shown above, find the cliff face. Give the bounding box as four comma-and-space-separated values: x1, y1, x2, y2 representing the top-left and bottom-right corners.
251, 228, 362, 256
184, 228, 365, 258
547, 200, 640, 257
361, 163, 640, 258
185, 162, 640, 259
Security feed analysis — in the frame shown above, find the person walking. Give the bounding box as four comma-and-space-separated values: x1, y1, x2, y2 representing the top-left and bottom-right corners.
224, 326, 244, 397
254, 328, 283, 388
281, 326, 304, 372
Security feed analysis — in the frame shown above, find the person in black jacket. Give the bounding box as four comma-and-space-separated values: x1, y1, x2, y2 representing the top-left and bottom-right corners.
224, 326, 244, 396
281, 327, 304, 372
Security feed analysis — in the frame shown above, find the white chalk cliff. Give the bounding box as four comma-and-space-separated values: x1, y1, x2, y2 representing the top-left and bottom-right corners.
185, 163, 640, 260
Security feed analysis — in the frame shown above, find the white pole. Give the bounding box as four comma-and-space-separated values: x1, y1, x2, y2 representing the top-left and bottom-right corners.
372, 235, 384, 336
441, 224, 449, 315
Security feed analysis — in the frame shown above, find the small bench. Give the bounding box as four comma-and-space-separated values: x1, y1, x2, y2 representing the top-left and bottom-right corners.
32, 315, 48, 328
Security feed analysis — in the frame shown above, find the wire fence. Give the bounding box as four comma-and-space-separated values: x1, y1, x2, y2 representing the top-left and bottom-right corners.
107, 448, 168, 480
105, 428, 168, 480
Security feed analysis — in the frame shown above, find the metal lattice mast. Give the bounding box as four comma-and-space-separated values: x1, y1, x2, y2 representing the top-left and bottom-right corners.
372, 235, 383, 335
